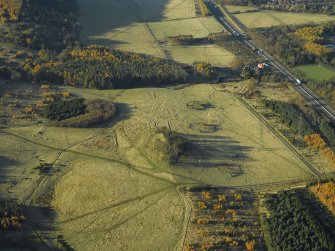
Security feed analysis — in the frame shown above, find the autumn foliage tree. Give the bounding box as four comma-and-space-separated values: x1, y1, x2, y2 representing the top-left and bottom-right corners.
310, 181, 335, 215
304, 133, 335, 168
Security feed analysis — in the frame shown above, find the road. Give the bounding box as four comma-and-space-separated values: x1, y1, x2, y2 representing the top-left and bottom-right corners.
205, 0, 335, 122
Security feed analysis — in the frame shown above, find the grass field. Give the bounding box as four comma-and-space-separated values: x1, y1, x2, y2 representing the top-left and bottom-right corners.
233, 11, 335, 29
294, 64, 335, 81
226, 4, 258, 13
166, 44, 235, 66
0, 83, 315, 250
148, 16, 223, 41
78, 0, 196, 57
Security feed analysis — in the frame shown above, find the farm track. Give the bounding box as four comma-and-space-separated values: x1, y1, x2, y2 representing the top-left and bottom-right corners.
177, 185, 192, 250
64, 185, 174, 242
144, 23, 170, 60
0, 129, 177, 185
75, 187, 175, 246
20, 133, 100, 250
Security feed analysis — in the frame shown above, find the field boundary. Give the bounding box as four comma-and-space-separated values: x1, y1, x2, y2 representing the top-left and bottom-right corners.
219, 4, 246, 33
143, 23, 169, 60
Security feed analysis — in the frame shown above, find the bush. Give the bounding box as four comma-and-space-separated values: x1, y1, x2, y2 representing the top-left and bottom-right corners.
167, 35, 194, 45
158, 127, 191, 164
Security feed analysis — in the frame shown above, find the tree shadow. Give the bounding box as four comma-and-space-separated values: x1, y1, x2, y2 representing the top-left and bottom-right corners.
0, 156, 19, 199
176, 133, 253, 168
78, 0, 175, 45
0, 204, 69, 250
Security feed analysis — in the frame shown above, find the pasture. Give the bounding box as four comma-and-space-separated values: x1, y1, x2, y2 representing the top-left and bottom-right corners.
233, 11, 335, 29
148, 16, 224, 41
166, 44, 236, 66
295, 64, 335, 81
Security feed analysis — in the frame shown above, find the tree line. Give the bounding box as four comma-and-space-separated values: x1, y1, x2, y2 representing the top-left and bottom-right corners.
41, 46, 189, 89
263, 100, 335, 146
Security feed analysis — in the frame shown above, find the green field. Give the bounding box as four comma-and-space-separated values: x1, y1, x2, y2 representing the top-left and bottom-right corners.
233, 11, 335, 29
295, 64, 335, 81
148, 16, 224, 40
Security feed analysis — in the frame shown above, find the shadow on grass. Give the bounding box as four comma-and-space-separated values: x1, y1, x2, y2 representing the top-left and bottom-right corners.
79, 0, 177, 44
0, 156, 19, 200
177, 133, 253, 168
0, 204, 73, 250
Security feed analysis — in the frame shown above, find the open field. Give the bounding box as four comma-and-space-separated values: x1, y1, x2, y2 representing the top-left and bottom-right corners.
233, 11, 335, 29
148, 16, 223, 41
295, 64, 335, 81
78, 0, 196, 57
0, 82, 316, 250
63, 84, 312, 186
166, 44, 236, 66
226, 5, 258, 13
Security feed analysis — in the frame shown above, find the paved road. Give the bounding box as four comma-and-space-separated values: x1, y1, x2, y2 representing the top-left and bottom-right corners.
206, 0, 335, 122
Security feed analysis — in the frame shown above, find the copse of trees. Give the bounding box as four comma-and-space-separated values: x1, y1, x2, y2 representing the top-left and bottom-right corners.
44, 98, 116, 127
158, 127, 191, 164
44, 46, 189, 89
53, 99, 116, 128
194, 61, 216, 79
44, 98, 86, 121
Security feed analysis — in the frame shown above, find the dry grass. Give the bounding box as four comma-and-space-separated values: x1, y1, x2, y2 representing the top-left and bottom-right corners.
0, 83, 314, 250
148, 16, 224, 41
166, 44, 235, 66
